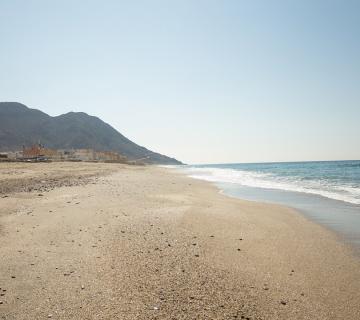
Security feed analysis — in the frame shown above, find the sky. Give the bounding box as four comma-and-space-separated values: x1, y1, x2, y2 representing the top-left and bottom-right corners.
1, 0, 359, 164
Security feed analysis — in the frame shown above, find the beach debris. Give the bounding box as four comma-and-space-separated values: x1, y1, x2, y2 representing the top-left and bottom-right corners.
153, 306, 159, 310
11, 275, 16, 279
0, 301, 3, 305
81, 285, 85, 290
47, 314, 52, 318
280, 300, 287, 305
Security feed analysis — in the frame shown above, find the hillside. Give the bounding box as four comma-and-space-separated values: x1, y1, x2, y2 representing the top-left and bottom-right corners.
0, 102, 181, 165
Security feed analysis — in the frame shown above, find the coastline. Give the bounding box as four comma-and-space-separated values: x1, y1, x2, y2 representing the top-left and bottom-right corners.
180, 163, 360, 253
215, 184, 360, 256
0, 163, 359, 319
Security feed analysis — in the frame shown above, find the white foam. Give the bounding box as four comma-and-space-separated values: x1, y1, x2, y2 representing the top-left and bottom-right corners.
182, 167, 360, 205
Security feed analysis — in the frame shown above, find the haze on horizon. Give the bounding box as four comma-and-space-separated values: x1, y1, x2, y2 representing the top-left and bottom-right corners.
1, 0, 359, 164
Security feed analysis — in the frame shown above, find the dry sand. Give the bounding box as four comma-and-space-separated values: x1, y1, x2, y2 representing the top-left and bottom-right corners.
0, 162, 359, 319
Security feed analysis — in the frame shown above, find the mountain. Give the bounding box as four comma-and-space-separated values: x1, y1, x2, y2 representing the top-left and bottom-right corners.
0, 102, 182, 165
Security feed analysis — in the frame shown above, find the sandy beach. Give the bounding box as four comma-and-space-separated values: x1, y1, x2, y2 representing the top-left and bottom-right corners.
0, 162, 360, 320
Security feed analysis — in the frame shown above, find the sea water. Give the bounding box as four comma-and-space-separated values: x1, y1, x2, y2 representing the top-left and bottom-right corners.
179, 160, 360, 249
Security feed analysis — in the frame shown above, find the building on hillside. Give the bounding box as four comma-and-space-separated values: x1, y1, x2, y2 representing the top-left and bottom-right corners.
7, 151, 22, 159
70, 149, 127, 162
95, 151, 127, 162
22, 144, 64, 161
0, 151, 23, 161
21, 144, 127, 163
22, 144, 42, 159
72, 149, 96, 161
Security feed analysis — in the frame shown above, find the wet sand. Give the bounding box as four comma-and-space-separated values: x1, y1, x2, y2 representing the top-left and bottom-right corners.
0, 162, 359, 319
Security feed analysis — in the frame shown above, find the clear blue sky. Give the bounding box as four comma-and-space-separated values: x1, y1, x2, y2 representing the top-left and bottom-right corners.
1, 0, 359, 164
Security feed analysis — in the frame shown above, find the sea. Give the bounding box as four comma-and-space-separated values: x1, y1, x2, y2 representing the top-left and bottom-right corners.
176, 160, 360, 250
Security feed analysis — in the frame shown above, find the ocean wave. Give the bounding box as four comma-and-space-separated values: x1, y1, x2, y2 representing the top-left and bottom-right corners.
183, 167, 360, 205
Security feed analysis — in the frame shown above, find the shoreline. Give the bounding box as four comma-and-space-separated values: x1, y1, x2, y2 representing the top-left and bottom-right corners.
178, 165, 360, 255
1, 163, 360, 319
215, 184, 360, 256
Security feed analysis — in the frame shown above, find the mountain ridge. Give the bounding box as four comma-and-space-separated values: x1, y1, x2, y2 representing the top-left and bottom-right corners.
0, 102, 181, 165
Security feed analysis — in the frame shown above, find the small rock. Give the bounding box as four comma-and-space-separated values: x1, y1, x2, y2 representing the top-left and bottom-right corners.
81, 285, 85, 290
0, 301, 3, 304
280, 300, 287, 305
48, 314, 52, 318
